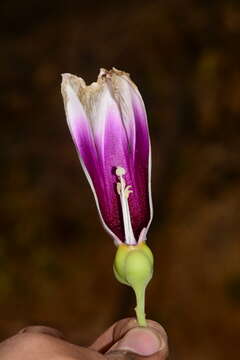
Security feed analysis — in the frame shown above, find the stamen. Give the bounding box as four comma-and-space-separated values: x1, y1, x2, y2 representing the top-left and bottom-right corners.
116, 166, 136, 245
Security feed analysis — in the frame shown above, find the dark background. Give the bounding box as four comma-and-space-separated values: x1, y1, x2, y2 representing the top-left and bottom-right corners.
1, 0, 240, 358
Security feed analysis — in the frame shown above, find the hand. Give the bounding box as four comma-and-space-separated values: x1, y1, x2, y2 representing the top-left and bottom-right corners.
0, 318, 168, 360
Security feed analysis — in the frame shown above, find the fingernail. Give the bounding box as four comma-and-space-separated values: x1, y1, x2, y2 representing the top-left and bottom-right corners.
112, 327, 163, 356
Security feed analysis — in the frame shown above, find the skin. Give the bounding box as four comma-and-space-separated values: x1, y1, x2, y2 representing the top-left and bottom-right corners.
0, 318, 169, 360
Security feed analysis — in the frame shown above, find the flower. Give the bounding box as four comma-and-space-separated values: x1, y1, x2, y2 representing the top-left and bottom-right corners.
61, 68, 152, 246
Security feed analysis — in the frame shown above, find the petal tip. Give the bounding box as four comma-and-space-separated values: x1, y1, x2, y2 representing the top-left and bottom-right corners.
98, 67, 130, 81
61, 73, 86, 92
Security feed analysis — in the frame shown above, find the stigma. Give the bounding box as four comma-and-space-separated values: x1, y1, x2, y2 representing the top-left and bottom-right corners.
116, 167, 136, 245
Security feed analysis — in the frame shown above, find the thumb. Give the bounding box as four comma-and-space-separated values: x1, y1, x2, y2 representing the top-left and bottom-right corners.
106, 326, 168, 360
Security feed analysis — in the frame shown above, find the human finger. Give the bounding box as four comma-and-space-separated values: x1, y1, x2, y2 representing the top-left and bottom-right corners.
90, 318, 168, 359
0, 327, 103, 360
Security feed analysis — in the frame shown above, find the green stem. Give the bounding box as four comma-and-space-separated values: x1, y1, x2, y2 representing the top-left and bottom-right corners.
134, 284, 147, 326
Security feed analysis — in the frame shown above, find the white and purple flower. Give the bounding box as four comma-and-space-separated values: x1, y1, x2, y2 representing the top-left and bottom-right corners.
61, 68, 153, 246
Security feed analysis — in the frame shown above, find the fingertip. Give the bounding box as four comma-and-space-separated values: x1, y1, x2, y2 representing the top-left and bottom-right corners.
113, 318, 167, 346
90, 317, 168, 359
108, 318, 168, 358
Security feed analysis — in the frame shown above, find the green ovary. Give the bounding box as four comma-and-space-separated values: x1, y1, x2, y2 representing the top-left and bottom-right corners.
113, 242, 154, 326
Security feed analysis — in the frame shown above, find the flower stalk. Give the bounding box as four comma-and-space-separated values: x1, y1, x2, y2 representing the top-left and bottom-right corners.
113, 242, 153, 326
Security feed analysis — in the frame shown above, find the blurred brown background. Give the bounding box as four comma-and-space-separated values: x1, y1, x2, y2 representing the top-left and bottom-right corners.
1, 0, 240, 358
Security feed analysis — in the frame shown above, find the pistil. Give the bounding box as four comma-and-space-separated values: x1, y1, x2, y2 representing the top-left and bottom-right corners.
116, 167, 136, 245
